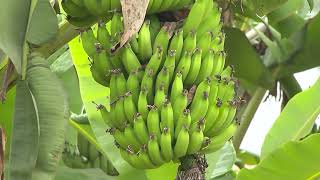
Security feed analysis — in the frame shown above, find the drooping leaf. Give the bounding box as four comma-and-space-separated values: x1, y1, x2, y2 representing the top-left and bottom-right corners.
237, 134, 320, 180
278, 13, 320, 77
237, 151, 260, 165
145, 162, 179, 180
268, 0, 305, 23
272, 14, 306, 37
261, 78, 320, 158
206, 142, 236, 179
211, 171, 236, 180
224, 28, 274, 89
27, 0, 58, 45
8, 80, 39, 180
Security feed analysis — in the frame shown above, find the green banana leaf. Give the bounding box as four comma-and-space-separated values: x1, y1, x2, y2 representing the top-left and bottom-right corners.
268, 0, 305, 23
261, 77, 320, 158
243, 0, 288, 16
206, 142, 236, 179
237, 133, 320, 180
54, 166, 116, 180
224, 27, 274, 89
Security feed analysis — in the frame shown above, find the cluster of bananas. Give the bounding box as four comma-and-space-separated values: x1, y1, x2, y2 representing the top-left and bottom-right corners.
80, 0, 239, 169
62, 133, 118, 176
62, 0, 194, 27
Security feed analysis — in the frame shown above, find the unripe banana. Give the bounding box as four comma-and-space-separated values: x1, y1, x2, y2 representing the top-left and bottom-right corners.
160, 99, 174, 139
110, 0, 121, 11
174, 109, 191, 139
127, 70, 141, 104
148, 0, 163, 13
124, 125, 141, 152
197, 31, 213, 57
110, 128, 128, 150
163, 50, 176, 82
170, 72, 183, 103
190, 91, 209, 124
147, 106, 161, 141
217, 100, 238, 133
160, 127, 173, 162
221, 80, 236, 103
173, 125, 189, 158
115, 96, 128, 125
116, 72, 127, 96
138, 88, 149, 121
62, 0, 90, 17
175, 52, 192, 81
212, 33, 225, 52
185, 48, 202, 86
182, 0, 206, 37
90, 44, 112, 86
130, 35, 139, 55
83, 0, 107, 17
97, 21, 112, 50
201, 124, 236, 154
111, 13, 123, 41
197, 6, 221, 38
189, 118, 205, 133
141, 69, 155, 104
191, 77, 211, 106
139, 145, 158, 169
148, 134, 165, 166
66, 15, 97, 28
96, 104, 118, 128
153, 27, 171, 60
133, 113, 149, 145
149, 16, 161, 45
109, 51, 125, 72
216, 78, 229, 102
181, 30, 197, 56
169, 29, 184, 65
124, 92, 137, 123
206, 101, 231, 137
208, 75, 221, 106
122, 44, 142, 75
187, 125, 204, 155
159, 0, 175, 12
211, 52, 226, 76
172, 89, 188, 123
155, 66, 170, 94
110, 70, 119, 102
146, 47, 163, 74
119, 147, 132, 166
154, 84, 166, 109
204, 99, 222, 135
81, 28, 98, 57
220, 66, 234, 79
195, 49, 214, 84
138, 20, 153, 63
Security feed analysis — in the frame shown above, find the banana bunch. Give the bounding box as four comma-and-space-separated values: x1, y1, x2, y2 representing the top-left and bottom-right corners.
62, 133, 119, 176
62, 0, 194, 27
81, 0, 239, 169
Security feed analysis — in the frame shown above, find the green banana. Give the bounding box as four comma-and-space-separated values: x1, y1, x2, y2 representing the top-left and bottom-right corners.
110, 0, 121, 11
160, 99, 174, 139
169, 29, 184, 64
97, 21, 112, 50
187, 125, 204, 155
184, 48, 202, 86
154, 84, 166, 109
148, 134, 165, 166
190, 91, 209, 124
133, 113, 150, 145
127, 70, 141, 105
148, 15, 161, 45
138, 88, 149, 121
139, 145, 158, 169
90, 44, 112, 86
124, 92, 137, 123
109, 51, 125, 72
130, 35, 139, 55
163, 50, 176, 82
141, 69, 155, 104
160, 127, 173, 162
111, 13, 123, 42
138, 20, 153, 63
197, 6, 221, 39
97, 104, 120, 128
195, 52, 214, 84
217, 100, 238, 133
147, 106, 161, 141
115, 96, 127, 125
159, 0, 175, 11
146, 47, 163, 74
212, 33, 225, 52
67, 15, 97, 28
175, 52, 192, 81
173, 125, 189, 158
153, 26, 171, 60
174, 109, 191, 139
197, 31, 213, 57
62, 0, 90, 17
122, 44, 142, 74
155, 66, 170, 94
204, 99, 222, 135
201, 124, 236, 154
116, 72, 127, 95
182, 0, 206, 37
170, 72, 183, 103
83, 0, 106, 17
149, 0, 163, 13
111, 128, 129, 150
211, 52, 226, 76
191, 77, 211, 106
81, 28, 98, 57
110, 70, 119, 102
172, 89, 188, 123
208, 75, 221, 106
220, 66, 234, 79
124, 125, 141, 152
181, 30, 197, 55
206, 101, 231, 137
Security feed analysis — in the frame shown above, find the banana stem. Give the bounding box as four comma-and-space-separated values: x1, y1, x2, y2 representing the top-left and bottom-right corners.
176, 154, 207, 180
233, 87, 267, 152
279, 75, 302, 99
